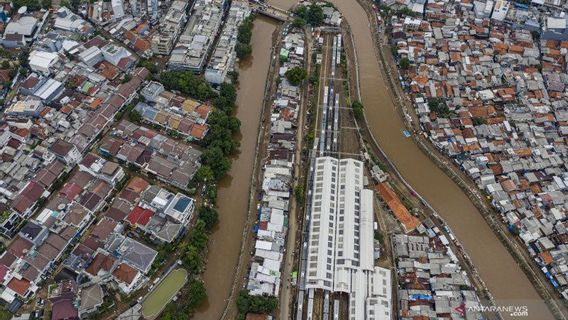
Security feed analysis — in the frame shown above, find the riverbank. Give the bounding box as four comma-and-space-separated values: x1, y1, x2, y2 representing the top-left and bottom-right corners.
194, 16, 280, 320
216, 18, 287, 320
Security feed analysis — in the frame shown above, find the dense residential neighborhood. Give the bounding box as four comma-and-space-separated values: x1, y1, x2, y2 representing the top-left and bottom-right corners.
0, 0, 251, 317
387, 0, 568, 301
0, 0, 567, 317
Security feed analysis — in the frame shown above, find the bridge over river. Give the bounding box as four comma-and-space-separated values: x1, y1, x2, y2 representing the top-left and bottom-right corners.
249, 0, 289, 21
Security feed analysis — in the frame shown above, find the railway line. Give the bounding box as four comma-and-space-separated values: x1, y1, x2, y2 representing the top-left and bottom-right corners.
296, 31, 348, 320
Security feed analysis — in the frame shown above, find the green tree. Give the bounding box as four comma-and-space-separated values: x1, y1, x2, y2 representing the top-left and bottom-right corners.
228, 70, 239, 84
237, 290, 278, 315
351, 101, 364, 120
159, 71, 216, 101
428, 99, 450, 118
187, 279, 207, 310
236, 43, 252, 59
214, 83, 237, 112
204, 183, 217, 204
285, 67, 307, 86
399, 57, 411, 70
472, 116, 487, 126
294, 185, 305, 206
236, 16, 255, 60
195, 165, 214, 182
128, 110, 142, 123
183, 245, 202, 274
237, 22, 253, 44
198, 206, 219, 230
13, 0, 41, 10
189, 220, 209, 251
306, 4, 324, 26
201, 146, 231, 180
0, 303, 11, 320
294, 5, 307, 17
1, 61, 9, 70
374, 230, 384, 244
138, 59, 158, 74
18, 50, 29, 69
291, 17, 306, 29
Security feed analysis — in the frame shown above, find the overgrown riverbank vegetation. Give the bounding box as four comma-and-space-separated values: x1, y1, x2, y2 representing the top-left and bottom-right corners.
153, 69, 242, 318
236, 16, 255, 59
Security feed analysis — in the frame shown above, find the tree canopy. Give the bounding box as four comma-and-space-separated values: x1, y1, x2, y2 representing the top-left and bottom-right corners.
428, 98, 450, 118
237, 290, 278, 316
198, 206, 219, 230
285, 67, 307, 86
294, 4, 324, 26
351, 101, 364, 120
236, 16, 255, 59
399, 57, 411, 70
159, 71, 216, 101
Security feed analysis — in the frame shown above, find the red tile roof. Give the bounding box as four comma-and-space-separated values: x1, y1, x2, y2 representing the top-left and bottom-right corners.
126, 206, 154, 227
112, 263, 138, 285
60, 182, 82, 201
377, 183, 420, 233
7, 277, 30, 296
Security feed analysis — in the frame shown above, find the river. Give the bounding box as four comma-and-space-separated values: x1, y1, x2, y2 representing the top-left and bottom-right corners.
194, 17, 278, 320
266, 0, 553, 319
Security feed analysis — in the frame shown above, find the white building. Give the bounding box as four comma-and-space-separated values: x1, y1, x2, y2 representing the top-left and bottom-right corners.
3, 16, 38, 46
111, 0, 125, 19
79, 46, 104, 67
101, 43, 131, 66
491, 0, 510, 21
305, 157, 392, 319
163, 193, 195, 225
205, 2, 251, 85
54, 7, 92, 34
29, 50, 59, 75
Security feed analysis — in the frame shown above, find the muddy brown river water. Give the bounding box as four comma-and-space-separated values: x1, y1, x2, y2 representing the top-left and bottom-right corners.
193, 16, 278, 320
195, 1, 555, 319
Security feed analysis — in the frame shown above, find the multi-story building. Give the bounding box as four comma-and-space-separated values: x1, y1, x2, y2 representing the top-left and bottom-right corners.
168, 0, 225, 72
305, 157, 392, 319
151, 1, 188, 55
205, 2, 251, 85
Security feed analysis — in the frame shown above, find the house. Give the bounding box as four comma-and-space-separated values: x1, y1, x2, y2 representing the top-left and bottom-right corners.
12, 181, 46, 217
542, 16, 568, 41
3, 16, 38, 48
28, 50, 59, 75
79, 46, 103, 67
163, 193, 194, 224
49, 139, 82, 165
78, 284, 104, 317
32, 78, 64, 103
101, 43, 132, 67
125, 206, 154, 229
112, 263, 142, 294
116, 238, 157, 274
51, 295, 78, 320
18, 222, 48, 247
54, 7, 92, 34
5, 98, 44, 118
